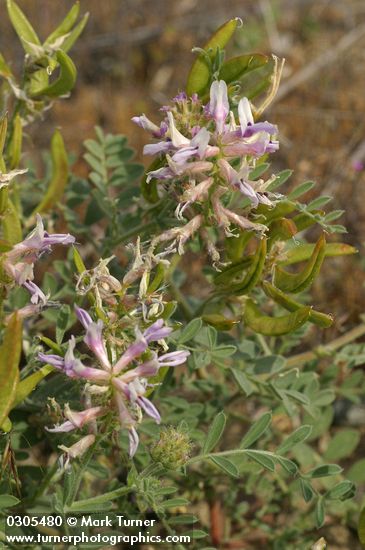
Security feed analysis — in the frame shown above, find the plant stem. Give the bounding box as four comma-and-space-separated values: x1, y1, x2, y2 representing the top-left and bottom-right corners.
285, 323, 365, 367
256, 333, 271, 356
66, 485, 133, 512
25, 459, 60, 507
112, 220, 157, 246
169, 279, 194, 321
166, 254, 194, 321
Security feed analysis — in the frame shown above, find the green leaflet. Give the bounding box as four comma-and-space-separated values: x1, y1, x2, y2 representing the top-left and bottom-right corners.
186, 18, 239, 96
62, 13, 89, 53
33, 129, 69, 213
244, 299, 311, 336
263, 281, 333, 328
0, 495, 20, 508
39, 336, 63, 355
31, 50, 76, 98
219, 53, 268, 84
11, 365, 54, 408
300, 479, 315, 502
324, 481, 355, 501
44, 2, 80, 45
8, 112, 22, 169
306, 464, 343, 479
240, 411, 272, 448
210, 456, 239, 478
266, 169, 293, 192
73, 246, 87, 275
315, 498, 325, 528
273, 234, 326, 293
203, 411, 226, 454
230, 238, 267, 295
6, 0, 41, 54
277, 425, 312, 454
202, 411, 227, 455
244, 450, 276, 471
0, 314, 22, 427
147, 263, 165, 294
280, 242, 357, 266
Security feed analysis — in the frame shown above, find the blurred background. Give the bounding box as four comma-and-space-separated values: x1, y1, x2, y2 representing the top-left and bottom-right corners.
1, 0, 365, 329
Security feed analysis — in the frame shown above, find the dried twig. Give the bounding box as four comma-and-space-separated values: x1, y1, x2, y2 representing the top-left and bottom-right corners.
274, 24, 365, 103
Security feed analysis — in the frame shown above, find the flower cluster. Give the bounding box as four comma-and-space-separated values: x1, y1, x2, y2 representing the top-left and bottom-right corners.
38, 307, 189, 458
133, 80, 280, 264
3, 214, 75, 315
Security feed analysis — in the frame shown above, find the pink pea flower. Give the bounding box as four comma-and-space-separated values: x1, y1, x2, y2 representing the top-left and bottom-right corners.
46, 404, 105, 433
208, 80, 230, 134
38, 336, 110, 382
3, 215, 75, 316
75, 306, 111, 370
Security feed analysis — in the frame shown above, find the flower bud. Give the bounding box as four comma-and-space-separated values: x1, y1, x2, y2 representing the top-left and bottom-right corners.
150, 427, 192, 469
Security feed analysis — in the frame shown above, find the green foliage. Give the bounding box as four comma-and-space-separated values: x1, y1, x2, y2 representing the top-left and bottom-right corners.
203, 411, 226, 453
219, 53, 269, 83
65, 127, 144, 253
0, 12, 363, 550
186, 18, 239, 96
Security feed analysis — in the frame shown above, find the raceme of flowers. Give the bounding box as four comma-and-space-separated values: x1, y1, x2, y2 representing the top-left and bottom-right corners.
133, 80, 280, 260
38, 307, 190, 459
